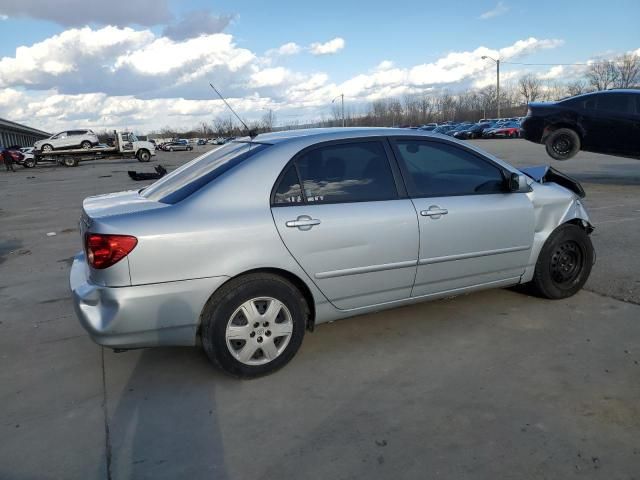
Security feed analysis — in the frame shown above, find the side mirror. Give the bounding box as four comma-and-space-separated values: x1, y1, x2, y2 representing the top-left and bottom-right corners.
507, 172, 529, 193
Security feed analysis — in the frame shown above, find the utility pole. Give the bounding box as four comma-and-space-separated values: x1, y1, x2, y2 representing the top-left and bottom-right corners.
332, 94, 345, 127
482, 56, 501, 118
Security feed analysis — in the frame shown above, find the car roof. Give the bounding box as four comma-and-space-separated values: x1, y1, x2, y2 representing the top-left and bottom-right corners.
559, 88, 640, 102
248, 127, 448, 145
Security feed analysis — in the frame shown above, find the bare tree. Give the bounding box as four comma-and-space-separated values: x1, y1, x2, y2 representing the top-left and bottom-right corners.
614, 53, 640, 88
261, 110, 276, 132
565, 80, 588, 97
518, 74, 542, 104
586, 61, 619, 90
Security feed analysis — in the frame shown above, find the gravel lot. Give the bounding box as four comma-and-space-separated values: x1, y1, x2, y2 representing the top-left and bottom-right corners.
1, 139, 639, 479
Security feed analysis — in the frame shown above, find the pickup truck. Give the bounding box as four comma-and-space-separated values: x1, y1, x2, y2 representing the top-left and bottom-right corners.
34, 131, 156, 167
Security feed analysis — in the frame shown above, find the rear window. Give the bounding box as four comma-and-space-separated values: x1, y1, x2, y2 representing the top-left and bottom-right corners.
142, 142, 270, 204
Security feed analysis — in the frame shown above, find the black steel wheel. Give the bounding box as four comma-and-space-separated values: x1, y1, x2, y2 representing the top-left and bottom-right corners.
530, 224, 594, 299
545, 128, 581, 160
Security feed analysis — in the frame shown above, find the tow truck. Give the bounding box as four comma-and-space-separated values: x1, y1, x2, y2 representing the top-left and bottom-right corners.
33, 131, 156, 167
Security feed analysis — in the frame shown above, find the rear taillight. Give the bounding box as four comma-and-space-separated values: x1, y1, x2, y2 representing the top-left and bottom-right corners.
85, 233, 138, 269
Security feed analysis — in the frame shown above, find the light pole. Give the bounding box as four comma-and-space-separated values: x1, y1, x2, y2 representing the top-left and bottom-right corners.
332, 94, 345, 127
481, 55, 500, 118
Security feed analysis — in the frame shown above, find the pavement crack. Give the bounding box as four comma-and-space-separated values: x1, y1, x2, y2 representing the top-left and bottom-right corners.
101, 347, 113, 480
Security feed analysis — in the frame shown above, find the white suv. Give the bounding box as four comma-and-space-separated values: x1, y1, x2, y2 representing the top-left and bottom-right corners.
35, 129, 99, 152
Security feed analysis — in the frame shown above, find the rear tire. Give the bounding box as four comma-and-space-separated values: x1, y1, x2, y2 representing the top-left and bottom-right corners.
80, 141, 91, 150
529, 224, 594, 299
201, 273, 308, 378
63, 157, 79, 167
545, 128, 580, 160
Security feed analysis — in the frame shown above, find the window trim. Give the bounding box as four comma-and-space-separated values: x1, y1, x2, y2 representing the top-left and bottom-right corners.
388, 136, 512, 199
270, 137, 406, 207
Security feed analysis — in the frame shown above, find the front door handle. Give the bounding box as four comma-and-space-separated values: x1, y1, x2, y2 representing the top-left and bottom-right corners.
286, 215, 321, 230
420, 206, 448, 219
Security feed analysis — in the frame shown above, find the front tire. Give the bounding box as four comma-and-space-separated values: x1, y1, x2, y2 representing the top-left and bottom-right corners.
201, 273, 308, 378
545, 128, 580, 160
41, 144, 53, 153
137, 149, 151, 162
24, 158, 36, 168
530, 224, 594, 299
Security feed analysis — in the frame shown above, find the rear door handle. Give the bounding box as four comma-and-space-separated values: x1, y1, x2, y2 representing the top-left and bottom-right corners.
286, 215, 321, 230
420, 206, 448, 219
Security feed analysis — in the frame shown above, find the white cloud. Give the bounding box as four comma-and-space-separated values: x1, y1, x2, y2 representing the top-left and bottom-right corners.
309, 37, 345, 55
249, 67, 291, 88
1, 14, 8, 20
267, 42, 302, 56
538, 65, 564, 80
0, 26, 153, 86
0, 30, 573, 132
376, 60, 395, 71
480, 1, 510, 20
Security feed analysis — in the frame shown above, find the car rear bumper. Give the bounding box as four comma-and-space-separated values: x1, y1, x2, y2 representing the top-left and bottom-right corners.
69, 252, 229, 348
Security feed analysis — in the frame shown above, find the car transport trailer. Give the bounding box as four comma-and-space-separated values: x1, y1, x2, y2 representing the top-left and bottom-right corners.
33, 131, 155, 167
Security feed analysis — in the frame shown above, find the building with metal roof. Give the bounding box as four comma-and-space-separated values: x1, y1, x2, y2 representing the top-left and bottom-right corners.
0, 117, 51, 147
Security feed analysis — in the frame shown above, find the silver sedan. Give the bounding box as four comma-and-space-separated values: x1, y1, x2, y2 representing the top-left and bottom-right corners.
70, 128, 594, 377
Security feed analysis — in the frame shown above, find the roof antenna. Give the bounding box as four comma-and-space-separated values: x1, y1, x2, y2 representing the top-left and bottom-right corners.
209, 83, 257, 138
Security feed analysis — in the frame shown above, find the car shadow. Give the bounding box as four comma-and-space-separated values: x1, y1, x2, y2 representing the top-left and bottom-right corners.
104, 346, 233, 479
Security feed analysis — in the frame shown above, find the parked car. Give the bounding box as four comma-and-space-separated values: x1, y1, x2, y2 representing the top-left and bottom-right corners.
483, 122, 521, 139
453, 122, 496, 140
1, 146, 25, 166
432, 125, 456, 135
521, 89, 640, 160
70, 127, 594, 378
34, 129, 99, 152
419, 123, 438, 131
197, 139, 207, 145
445, 123, 474, 136
163, 141, 193, 152
19, 147, 36, 168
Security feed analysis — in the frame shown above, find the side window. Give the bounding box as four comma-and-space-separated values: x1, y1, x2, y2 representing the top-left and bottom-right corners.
393, 140, 506, 197
293, 141, 398, 204
58, 132, 68, 138
597, 94, 630, 113
273, 166, 303, 205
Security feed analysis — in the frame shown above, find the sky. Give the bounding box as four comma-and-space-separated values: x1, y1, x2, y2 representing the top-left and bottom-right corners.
0, 0, 639, 133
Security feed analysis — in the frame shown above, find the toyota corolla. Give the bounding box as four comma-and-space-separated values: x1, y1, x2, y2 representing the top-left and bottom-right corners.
70, 128, 594, 378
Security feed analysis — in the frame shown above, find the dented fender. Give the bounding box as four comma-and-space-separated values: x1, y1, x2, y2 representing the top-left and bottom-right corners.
519, 167, 594, 283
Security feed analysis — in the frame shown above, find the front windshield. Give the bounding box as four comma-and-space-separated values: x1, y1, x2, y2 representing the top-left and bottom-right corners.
142, 142, 270, 204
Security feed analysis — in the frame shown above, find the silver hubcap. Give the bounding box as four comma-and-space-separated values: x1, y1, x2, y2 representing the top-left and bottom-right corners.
43, 145, 51, 152
225, 297, 293, 366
